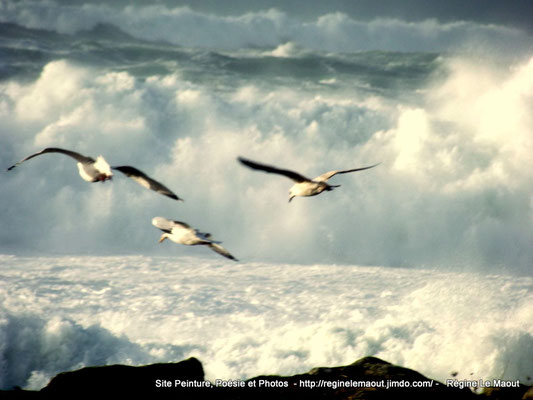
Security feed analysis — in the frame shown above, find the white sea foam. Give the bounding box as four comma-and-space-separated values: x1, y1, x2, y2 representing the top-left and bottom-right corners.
0, 255, 531, 390
1, 54, 533, 273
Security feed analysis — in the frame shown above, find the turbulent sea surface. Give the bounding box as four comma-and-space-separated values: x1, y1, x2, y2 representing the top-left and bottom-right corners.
1, 255, 532, 390
1, 1, 533, 391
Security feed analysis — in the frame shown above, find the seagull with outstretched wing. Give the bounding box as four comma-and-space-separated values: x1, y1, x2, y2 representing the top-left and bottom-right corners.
6, 147, 182, 201
152, 217, 238, 261
7, 147, 113, 182
238, 156, 380, 202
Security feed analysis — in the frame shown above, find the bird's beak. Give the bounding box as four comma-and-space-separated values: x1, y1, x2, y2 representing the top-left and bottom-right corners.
158, 235, 166, 243
288, 196, 294, 203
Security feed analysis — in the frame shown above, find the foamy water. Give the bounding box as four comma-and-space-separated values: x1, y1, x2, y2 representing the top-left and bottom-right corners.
2, 53, 533, 273
1, 255, 531, 390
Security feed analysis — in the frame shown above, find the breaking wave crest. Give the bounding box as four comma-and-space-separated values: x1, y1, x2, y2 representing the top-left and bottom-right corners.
1, 52, 533, 273
1, 1, 531, 54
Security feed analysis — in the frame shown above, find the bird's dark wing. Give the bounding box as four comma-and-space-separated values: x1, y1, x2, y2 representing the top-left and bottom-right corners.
112, 166, 182, 201
7, 147, 93, 171
313, 162, 381, 182
237, 157, 310, 183
207, 243, 238, 262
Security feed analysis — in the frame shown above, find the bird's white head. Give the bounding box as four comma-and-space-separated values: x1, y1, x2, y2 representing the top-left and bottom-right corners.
95, 156, 113, 181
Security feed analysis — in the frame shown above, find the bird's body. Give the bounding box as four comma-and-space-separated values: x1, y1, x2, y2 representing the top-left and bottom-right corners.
160, 222, 209, 246
238, 156, 379, 202
152, 217, 238, 261
77, 155, 114, 182
288, 180, 336, 199
7, 147, 181, 201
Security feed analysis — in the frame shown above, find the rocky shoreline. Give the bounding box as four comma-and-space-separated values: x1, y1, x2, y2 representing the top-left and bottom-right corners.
2, 356, 532, 399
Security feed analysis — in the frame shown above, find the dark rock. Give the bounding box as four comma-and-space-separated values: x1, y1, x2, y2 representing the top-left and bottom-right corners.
522, 387, 533, 399
41, 357, 204, 397
229, 356, 478, 400
2, 356, 531, 399
480, 384, 532, 400
0, 387, 41, 399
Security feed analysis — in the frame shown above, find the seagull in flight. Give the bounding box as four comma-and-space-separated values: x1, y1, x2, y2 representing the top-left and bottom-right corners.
152, 217, 238, 261
6, 147, 182, 201
238, 156, 380, 202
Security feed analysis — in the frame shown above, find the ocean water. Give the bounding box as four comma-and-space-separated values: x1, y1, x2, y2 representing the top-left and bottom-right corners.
1, 1, 533, 391
1, 255, 532, 391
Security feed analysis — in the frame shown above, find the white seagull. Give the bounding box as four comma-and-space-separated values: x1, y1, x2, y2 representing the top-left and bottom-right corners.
238, 156, 380, 202
152, 217, 238, 261
6, 147, 182, 201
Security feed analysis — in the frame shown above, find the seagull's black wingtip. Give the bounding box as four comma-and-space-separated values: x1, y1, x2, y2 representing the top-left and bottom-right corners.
167, 194, 184, 201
